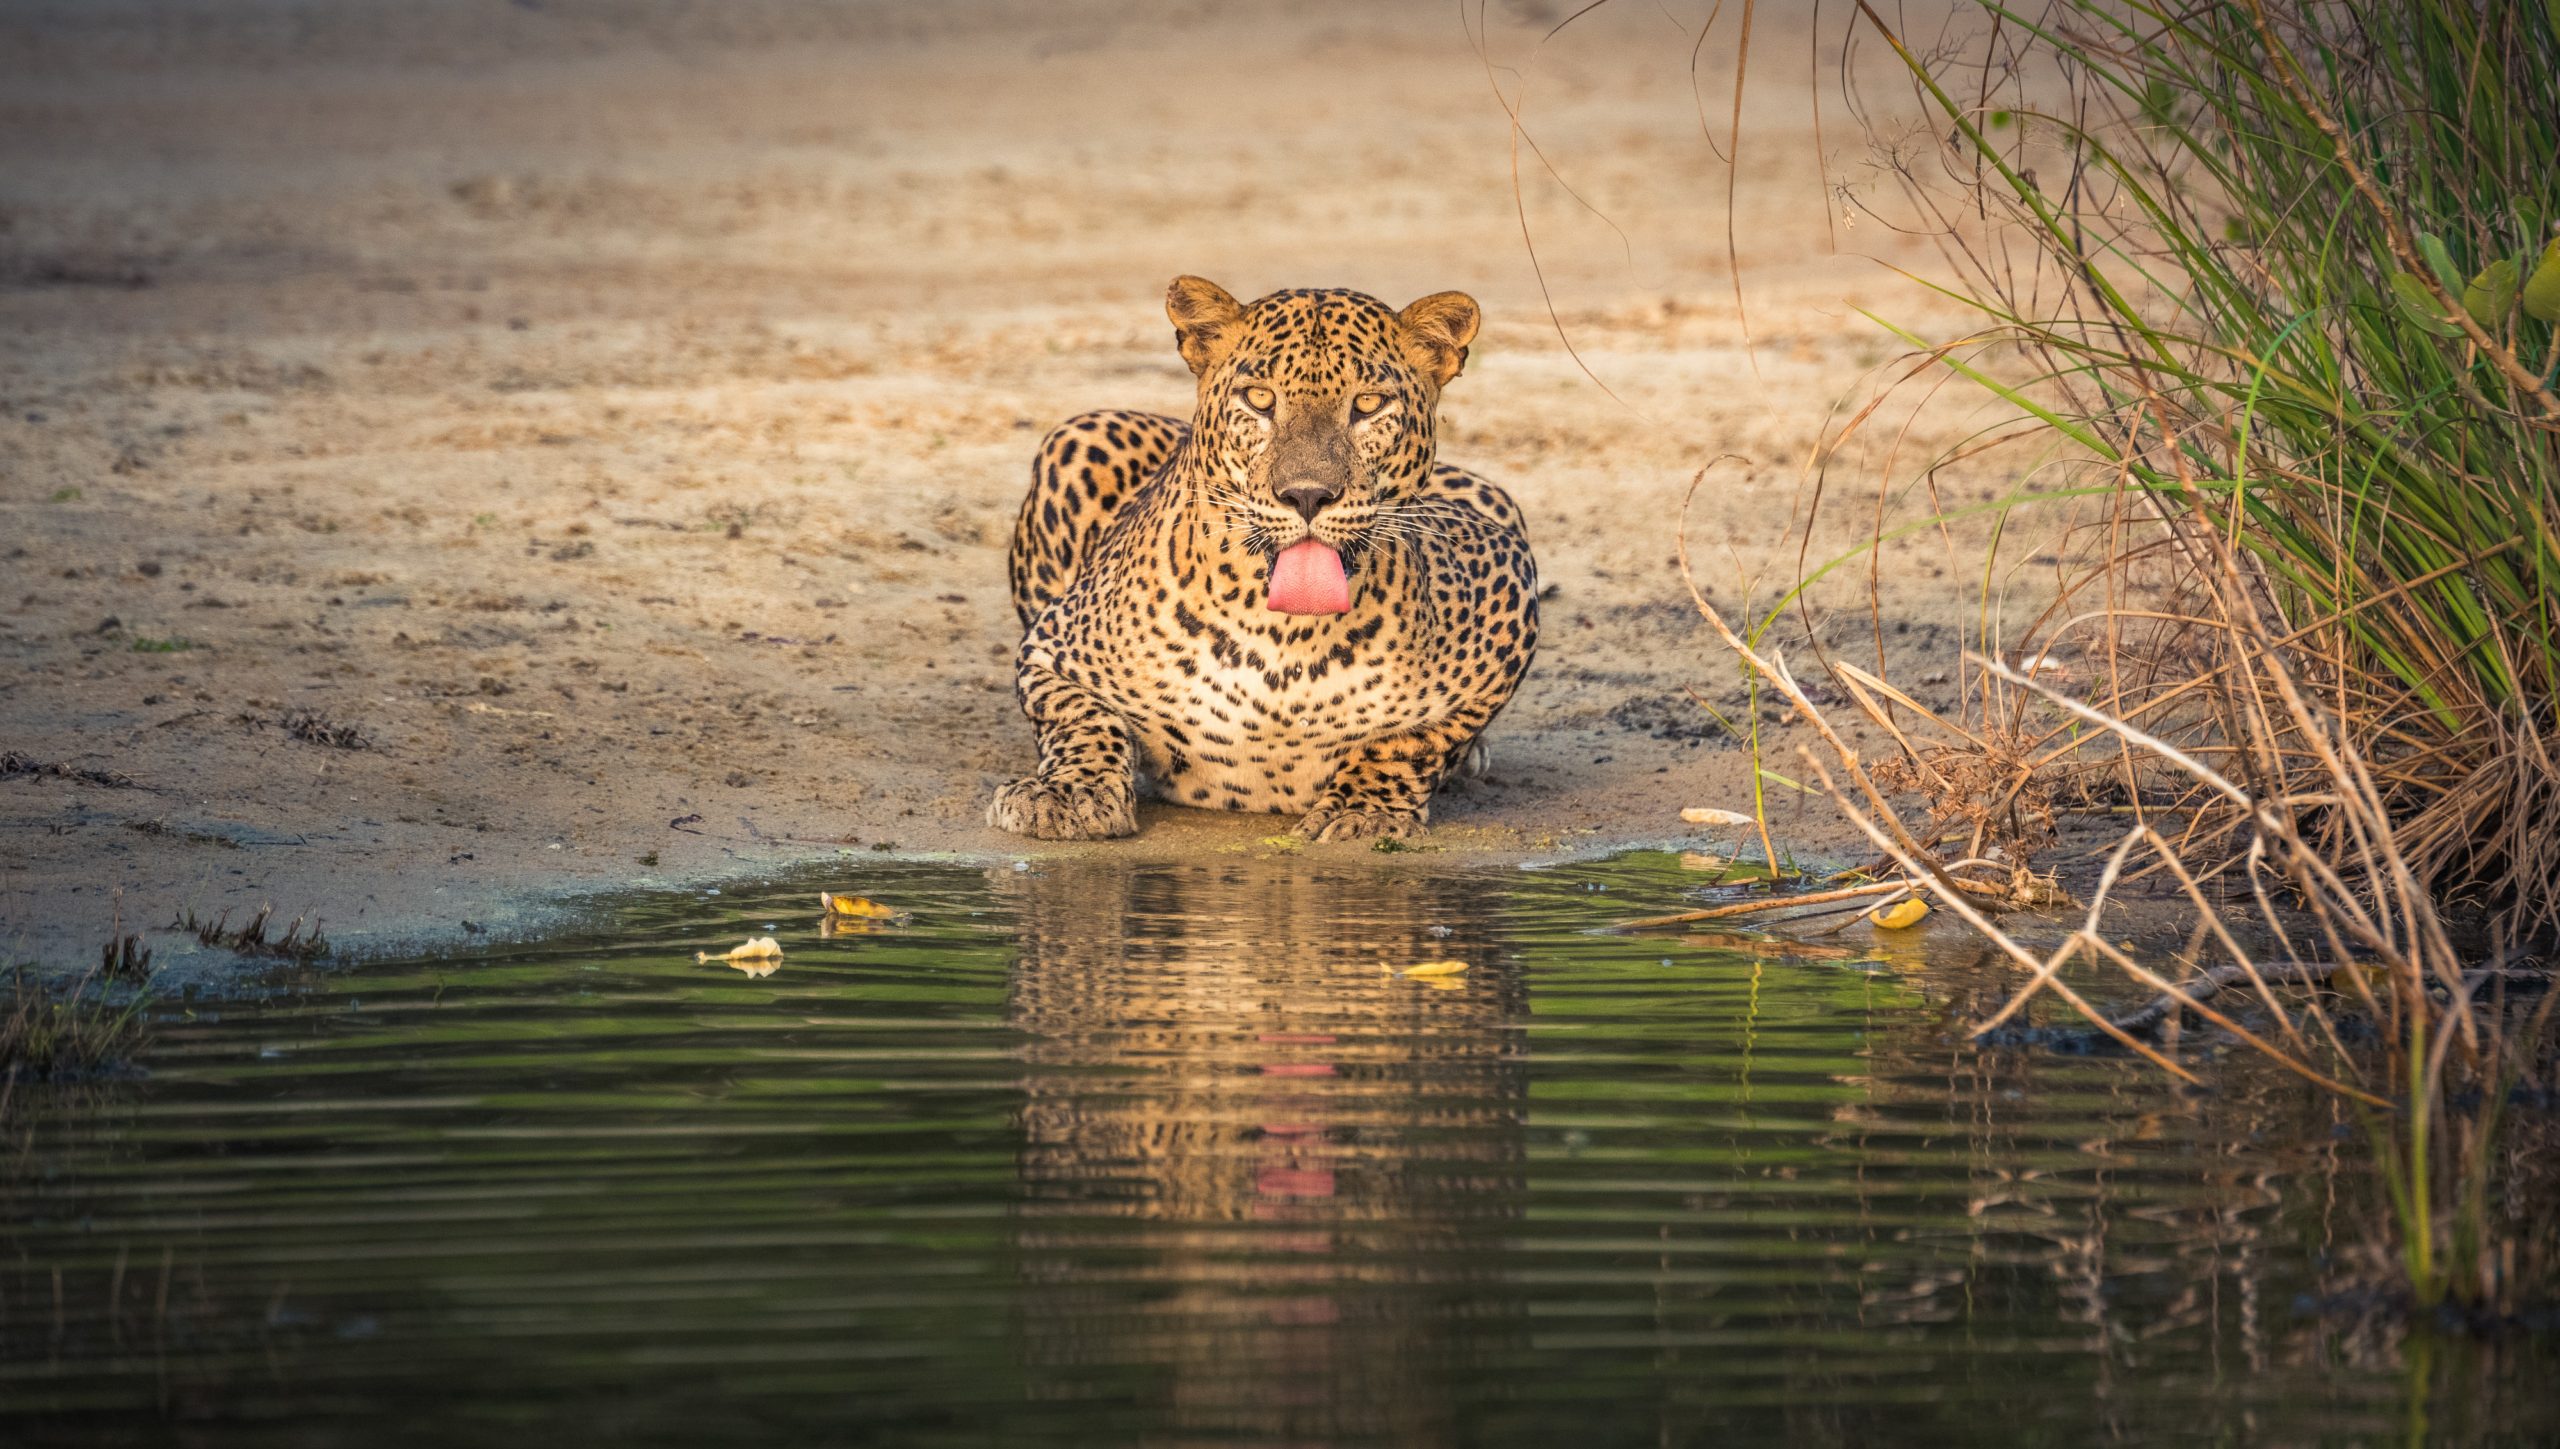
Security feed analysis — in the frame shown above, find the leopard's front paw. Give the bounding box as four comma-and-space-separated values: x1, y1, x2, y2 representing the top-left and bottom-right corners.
1294, 800, 1426, 844
986, 776, 1138, 840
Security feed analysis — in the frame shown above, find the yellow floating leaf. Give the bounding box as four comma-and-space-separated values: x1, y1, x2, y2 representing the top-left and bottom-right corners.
819, 892, 900, 919
1680, 806, 1754, 827
696, 935, 783, 964
1397, 959, 1471, 978
1868, 898, 1929, 930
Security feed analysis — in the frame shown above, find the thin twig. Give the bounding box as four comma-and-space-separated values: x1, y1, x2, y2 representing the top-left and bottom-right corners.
1612, 880, 1905, 930
2110, 960, 2340, 1035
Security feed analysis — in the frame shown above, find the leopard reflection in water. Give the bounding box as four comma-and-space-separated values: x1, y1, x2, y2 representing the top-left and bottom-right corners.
997, 859, 1528, 1441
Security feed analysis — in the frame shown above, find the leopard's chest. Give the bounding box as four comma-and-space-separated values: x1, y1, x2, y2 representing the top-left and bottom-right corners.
1105, 601, 1424, 812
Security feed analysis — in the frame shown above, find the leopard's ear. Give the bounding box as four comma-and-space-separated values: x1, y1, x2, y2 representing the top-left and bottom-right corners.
1166, 275, 1247, 377
1397, 291, 1481, 388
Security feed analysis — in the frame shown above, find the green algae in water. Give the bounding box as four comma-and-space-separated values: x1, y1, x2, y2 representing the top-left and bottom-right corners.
3, 852, 2553, 1446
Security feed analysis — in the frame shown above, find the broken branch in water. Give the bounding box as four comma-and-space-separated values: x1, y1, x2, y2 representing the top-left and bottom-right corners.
2113, 960, 2552, 1037
1611, 880, 1906, 930
2109, 960, 2342, 1036
1611, 868, 2059, 932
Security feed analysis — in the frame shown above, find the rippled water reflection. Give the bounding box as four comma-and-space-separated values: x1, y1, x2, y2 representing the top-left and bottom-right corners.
4, 853, 2552, 1445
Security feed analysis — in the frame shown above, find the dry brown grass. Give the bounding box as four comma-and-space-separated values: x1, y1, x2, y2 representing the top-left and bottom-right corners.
1652, 0, 2560, 1310
1683, 451, 2559, 1308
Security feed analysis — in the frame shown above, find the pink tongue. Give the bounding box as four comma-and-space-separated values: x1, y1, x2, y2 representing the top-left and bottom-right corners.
1268, 538, 1351, 616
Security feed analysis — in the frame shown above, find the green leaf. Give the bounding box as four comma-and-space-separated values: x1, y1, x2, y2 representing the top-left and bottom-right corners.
1754, 767, 1813, 796
2524, 239, 2560, 324
2416, 232, 2461, 292
2389, 272, 2461, 336
2463, 259, 2518, 327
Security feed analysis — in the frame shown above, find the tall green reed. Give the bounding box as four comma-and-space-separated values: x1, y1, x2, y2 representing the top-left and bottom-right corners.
1848, 0, 2560, 940
1776, 0, 2560, 1310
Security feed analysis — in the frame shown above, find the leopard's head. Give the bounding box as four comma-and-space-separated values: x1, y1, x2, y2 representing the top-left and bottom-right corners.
1164, 277, 1480, 613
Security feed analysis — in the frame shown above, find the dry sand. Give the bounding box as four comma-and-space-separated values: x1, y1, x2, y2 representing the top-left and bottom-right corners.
1, 0, 2035, 965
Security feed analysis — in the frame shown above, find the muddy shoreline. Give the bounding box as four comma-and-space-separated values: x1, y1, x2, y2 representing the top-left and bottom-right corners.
54, 818, 1836, 987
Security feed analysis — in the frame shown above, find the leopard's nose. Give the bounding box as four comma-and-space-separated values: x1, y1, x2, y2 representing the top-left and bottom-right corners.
1277, 484, 1338, 521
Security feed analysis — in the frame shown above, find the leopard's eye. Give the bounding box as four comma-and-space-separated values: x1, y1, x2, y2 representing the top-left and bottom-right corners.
1241, 385, 1276, 412
1351, 392, 1386, 415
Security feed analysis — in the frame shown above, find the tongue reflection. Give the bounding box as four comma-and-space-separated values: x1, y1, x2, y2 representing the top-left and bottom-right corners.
1267, 537, 1351, 616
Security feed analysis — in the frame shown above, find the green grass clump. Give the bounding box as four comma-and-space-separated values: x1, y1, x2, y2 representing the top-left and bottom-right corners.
1807, 0, 2560, 1315
1857, 0, 2559, 935
2, 969, 150, 1099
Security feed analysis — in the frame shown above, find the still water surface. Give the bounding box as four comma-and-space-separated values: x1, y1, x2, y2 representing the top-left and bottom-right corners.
5, 853, 2552, 1445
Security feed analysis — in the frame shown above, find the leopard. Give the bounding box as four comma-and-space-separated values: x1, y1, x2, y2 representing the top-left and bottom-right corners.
987, 275, 1539, 843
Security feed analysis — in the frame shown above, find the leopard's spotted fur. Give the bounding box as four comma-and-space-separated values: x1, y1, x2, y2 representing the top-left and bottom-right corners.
990, 277, 1538, 842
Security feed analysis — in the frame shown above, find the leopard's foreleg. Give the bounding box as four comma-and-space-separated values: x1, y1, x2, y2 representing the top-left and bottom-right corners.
986, 664, 1141, 840
1293, 705, 1494, 844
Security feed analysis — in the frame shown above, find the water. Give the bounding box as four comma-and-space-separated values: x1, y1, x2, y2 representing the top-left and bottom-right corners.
4, 853, 2552, 1446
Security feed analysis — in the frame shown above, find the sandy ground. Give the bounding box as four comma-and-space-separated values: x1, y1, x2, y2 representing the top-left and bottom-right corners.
0, 0, 2029, 966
